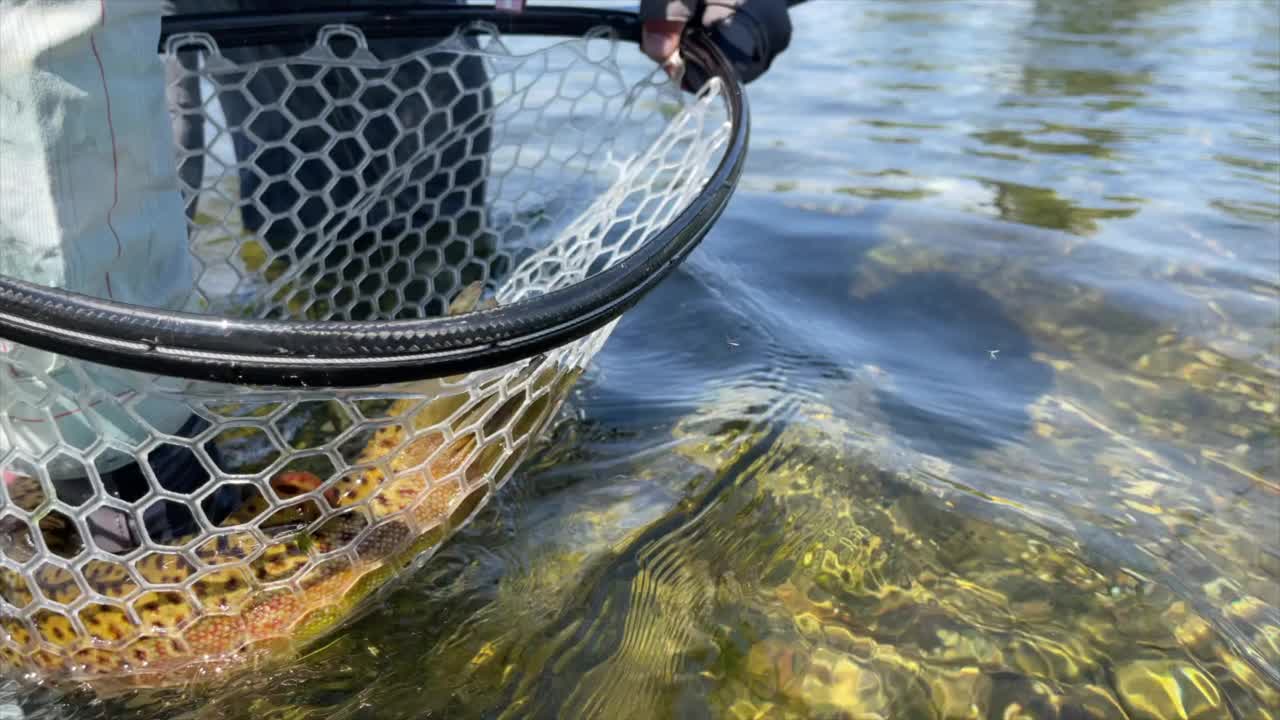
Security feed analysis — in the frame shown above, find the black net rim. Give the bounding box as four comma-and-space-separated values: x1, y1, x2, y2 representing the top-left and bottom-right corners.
0, 4, 748, 389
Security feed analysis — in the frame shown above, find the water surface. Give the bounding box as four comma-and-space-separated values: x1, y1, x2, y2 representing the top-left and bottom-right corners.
11, 0, 1280, 717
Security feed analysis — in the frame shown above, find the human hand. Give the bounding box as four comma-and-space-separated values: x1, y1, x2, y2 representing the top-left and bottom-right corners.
640, 0, 793, 86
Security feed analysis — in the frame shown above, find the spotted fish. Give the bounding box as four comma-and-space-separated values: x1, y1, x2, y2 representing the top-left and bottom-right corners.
0, 283, 580, 694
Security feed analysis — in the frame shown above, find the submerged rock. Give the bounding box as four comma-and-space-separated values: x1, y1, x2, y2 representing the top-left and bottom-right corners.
1113, 660, 1228, 720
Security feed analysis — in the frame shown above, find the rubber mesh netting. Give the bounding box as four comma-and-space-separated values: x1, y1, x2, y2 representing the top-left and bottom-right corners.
0, 22, 730, 689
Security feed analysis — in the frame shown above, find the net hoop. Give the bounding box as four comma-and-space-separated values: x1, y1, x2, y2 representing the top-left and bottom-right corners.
0, 4, 748, 389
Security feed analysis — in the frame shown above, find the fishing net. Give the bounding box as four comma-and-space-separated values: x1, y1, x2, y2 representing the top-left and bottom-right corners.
0, 6, 744, 691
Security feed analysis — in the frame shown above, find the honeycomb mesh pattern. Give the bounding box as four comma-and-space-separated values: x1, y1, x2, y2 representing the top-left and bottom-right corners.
0, 21, 730, 690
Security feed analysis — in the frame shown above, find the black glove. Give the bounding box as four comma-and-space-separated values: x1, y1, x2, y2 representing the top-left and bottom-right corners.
640, 0, 793, 86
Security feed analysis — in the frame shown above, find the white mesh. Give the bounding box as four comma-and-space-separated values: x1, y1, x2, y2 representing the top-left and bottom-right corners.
0, 21, 730, 690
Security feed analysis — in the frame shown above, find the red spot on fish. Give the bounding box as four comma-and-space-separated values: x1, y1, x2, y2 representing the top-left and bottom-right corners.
271, 471, 323, 497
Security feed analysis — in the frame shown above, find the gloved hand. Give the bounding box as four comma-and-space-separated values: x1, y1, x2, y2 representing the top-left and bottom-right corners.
640, 0, 793, 86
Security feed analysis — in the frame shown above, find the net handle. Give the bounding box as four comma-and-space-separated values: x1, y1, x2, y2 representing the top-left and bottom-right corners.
0, 4, 749, 389
158, 3, 649, 50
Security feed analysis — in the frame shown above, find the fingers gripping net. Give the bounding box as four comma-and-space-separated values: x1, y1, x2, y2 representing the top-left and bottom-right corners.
0, 20, 731, 690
